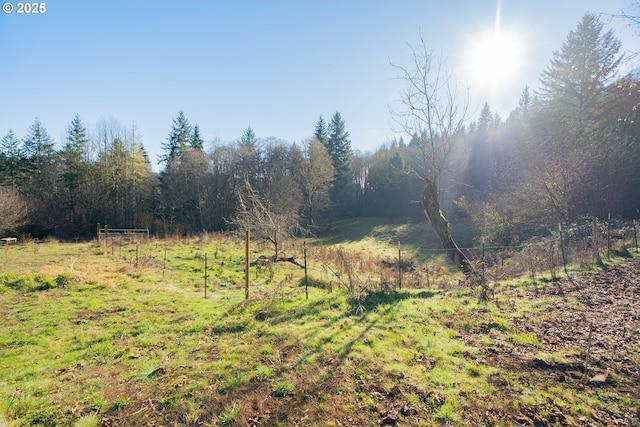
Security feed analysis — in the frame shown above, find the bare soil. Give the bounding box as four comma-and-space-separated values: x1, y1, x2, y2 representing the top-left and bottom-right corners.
463, 261, 640, 426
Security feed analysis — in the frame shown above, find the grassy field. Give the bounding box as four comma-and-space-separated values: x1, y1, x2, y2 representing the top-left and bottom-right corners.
0, 220, 639, 426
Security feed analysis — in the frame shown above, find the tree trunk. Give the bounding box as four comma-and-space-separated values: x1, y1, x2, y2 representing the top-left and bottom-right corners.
421, 180, 475, 278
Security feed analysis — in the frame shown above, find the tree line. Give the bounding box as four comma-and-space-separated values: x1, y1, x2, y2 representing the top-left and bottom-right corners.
0, 110, 355, 238
1, 13, 638, 246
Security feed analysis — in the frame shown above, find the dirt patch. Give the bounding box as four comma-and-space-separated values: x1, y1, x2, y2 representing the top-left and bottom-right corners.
464, 261, 640, 426
518, 263, 640, 378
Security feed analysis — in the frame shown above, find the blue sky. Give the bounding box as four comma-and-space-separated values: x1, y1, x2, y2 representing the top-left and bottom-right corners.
1, 0, 638, 169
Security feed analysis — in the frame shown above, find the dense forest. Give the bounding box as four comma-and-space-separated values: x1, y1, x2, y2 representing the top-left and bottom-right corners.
1, 13, 639, 244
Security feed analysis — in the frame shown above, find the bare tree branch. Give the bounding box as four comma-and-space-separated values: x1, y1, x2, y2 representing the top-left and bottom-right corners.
0, 187, 28, 236
390, 35, 476, 279
230, 176, 303, 257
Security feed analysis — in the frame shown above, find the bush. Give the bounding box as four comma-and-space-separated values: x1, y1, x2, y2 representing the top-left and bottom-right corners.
55, 273, 74, 288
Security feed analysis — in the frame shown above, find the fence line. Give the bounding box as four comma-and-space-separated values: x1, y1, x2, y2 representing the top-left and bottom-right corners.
97, 224, 150, 242
93, 218, 638, 296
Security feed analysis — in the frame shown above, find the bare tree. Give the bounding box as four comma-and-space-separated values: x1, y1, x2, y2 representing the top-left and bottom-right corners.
390, 35, 475, 277
0, 186, 28, 235
232, 176, 302, 260
299, 138, 335, 227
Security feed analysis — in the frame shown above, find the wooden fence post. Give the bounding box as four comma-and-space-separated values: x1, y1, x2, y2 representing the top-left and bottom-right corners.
245, 230, 250, 300
304, 241, 308, 300
592, 220, 599, 264
162, 246, 167, 281
481, 240, 486, 283
559, 222, 569, 278
607, 213, 611, 258
104, 225, 109, 255
397, 241, 402, 290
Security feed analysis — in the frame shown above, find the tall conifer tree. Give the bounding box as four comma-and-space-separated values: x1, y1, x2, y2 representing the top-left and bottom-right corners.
0, 129, 24, 188
160, 110, 192, 162
191, 124, 204, 150
314, 115, 328, 145
324, 111, 353, 213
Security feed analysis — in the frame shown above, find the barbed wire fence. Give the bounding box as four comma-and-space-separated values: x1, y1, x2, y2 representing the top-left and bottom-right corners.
95, 219, 638, 301
300, 219, 639, 296
469, 219, 638, 284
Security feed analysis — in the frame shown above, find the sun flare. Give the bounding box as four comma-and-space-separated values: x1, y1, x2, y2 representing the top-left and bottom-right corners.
469, 30, 523, 87
465, 0, 524, 91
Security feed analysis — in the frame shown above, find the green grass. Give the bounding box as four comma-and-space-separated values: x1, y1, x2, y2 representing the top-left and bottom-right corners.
0, 225, 638, 425
271, 381, 295, 398
507, 332, 541, 346
320, 217, 476, 265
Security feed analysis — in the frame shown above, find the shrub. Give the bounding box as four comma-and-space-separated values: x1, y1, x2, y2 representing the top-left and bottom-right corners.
55, 273, 74, 288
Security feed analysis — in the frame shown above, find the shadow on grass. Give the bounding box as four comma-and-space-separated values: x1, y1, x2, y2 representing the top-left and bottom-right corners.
298, 277, 333, 291
289, 288, 438, 373
204, 284, 441, 421
318, 217, 388, 245
351, 289, 437, 313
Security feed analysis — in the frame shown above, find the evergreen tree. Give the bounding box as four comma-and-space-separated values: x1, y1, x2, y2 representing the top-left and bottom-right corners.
534, 12, 624, 219
21, 118, 60, 234
538, 13, 622, 123
22, 118, 55, 163
326, 111, 352, 177
241, 126, 257, 144
0, 129, 22, 158
191, 124, 204, 150
22, 118, 57, 192
517, 86, 532, 119
237, 126, 262, 185
159, 114, 212, 232
325, 111, 353, 213
62, 115, 89, 189
361, 143, 417, 218
59, 115, 91, 234
0, 129, 24, 188
477, 103, 493, 134
466, 104, 506, 199
160, 110, 192, 162
314, 115, 328, 145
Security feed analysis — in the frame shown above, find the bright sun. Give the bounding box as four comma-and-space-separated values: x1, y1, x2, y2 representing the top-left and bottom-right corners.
468, 30, 523, 88
465, 0, 524, 92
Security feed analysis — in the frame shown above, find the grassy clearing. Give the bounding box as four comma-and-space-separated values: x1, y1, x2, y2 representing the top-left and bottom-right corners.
0, 222, 639, 426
